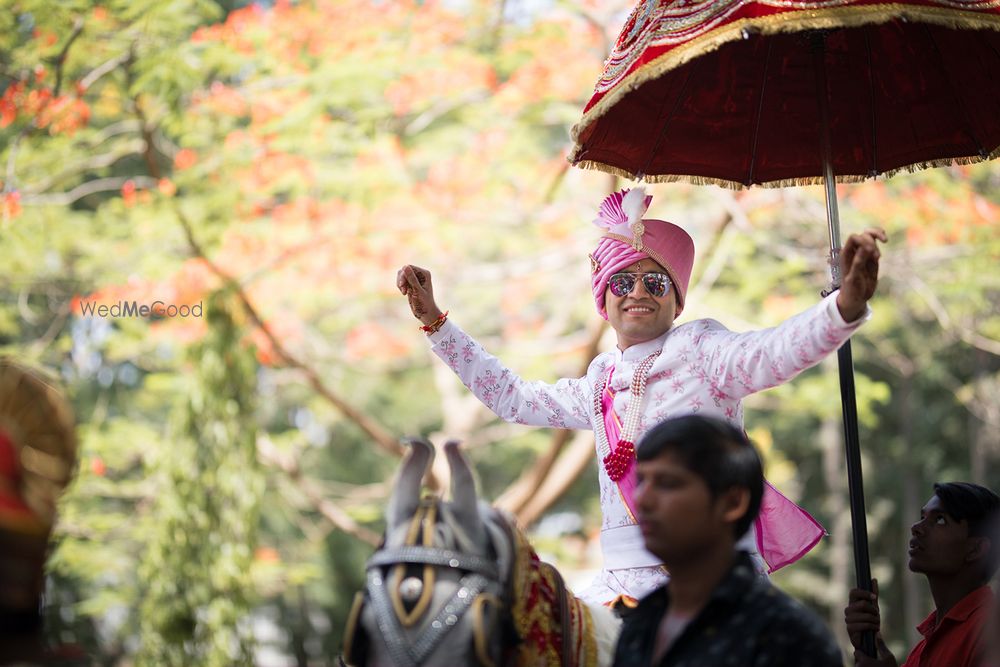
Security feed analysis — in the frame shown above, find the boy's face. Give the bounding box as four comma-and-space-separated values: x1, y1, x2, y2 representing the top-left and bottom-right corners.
605, 257, 677, 350
908, 494, 978, 576
634, 451, 743, 567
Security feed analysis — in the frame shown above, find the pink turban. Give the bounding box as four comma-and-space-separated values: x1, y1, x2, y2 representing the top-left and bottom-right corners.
590, 188, 695, 320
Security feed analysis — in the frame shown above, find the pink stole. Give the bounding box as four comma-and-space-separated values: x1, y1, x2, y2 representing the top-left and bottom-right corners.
600, 366, 826, 573
601, 368, 639, 520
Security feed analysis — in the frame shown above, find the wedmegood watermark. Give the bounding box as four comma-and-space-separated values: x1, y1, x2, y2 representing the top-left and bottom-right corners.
78, 300, 204, 318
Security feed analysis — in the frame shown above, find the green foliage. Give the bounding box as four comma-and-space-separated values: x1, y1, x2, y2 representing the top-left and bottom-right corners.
136, 290, 261, 666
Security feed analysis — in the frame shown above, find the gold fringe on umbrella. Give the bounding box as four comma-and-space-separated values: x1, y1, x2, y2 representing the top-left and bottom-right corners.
572, 148, 1000, 190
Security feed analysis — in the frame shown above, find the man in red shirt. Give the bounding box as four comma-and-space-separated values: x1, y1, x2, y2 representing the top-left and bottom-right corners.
844, 482, 1000, 667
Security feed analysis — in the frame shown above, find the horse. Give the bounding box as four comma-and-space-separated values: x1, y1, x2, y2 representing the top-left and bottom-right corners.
341, 438, 619, 667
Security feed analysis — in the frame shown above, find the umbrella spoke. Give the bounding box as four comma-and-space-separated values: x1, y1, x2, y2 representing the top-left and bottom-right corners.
638, 55, 697, 180
864, 25, 878, 177
747, 37, 773, 186
924, 23, 986, 158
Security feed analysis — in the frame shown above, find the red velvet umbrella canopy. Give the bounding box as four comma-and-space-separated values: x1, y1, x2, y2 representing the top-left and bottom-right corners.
570, 0, 1000, 186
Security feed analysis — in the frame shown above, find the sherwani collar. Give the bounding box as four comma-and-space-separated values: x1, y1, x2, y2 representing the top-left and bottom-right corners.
615, 328, 672, 363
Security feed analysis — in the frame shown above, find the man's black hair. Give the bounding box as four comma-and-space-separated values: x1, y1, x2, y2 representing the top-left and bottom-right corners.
934, 481, 1000, 578
636, 414, 764, 537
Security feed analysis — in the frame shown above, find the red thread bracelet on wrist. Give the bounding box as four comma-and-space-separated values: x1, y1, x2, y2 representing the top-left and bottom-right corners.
419, 310, 449, 334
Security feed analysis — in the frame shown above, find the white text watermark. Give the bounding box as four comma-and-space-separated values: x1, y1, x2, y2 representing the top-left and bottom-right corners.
78, 300, 204, 318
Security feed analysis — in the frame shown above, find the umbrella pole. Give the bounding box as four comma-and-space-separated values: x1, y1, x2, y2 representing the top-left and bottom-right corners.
813, 32, 877, 659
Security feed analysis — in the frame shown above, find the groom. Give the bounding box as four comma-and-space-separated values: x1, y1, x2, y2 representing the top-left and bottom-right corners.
398, 187, 886, 606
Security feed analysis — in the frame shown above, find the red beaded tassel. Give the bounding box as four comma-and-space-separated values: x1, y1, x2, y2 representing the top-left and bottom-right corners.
594, 350, 660, 483
602, 440, 635, 482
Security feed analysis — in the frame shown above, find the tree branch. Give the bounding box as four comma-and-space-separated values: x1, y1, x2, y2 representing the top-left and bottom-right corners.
52, 17, 85, 98
21, 176, 158, 206
495, 317, 606, 514
490, 0, 508, 51
24, 139, 146, 194
402, 90, 490, 136
26, 291, 73, 356
123, 47, 162, 180
3, 18, 86, 196
5, 135, 21, 194
174, 208, 406, 459
684, 206, 737, 309
257, 436, 380, 546
904, 272, 1000, 356
516, 430, 596, 526
79, 52, 131, 91
563, 0, 617, 57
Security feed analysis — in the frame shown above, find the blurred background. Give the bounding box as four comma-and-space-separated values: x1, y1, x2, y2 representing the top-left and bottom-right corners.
1, 0, 998, 664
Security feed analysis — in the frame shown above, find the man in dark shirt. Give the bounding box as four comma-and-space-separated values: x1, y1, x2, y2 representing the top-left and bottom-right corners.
612, 415, 842, 667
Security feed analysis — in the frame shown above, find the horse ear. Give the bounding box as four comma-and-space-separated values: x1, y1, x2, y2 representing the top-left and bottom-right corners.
387, 437, 435, 530
444, 440, 486, 546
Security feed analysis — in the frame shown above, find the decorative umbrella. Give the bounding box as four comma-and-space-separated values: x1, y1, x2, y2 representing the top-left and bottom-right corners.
569, 0, 1000, 655
0, 358, 77, 534
0, 358, 77, 633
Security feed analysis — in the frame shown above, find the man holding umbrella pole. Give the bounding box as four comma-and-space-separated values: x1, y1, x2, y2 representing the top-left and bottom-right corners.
397, 186, 887, 608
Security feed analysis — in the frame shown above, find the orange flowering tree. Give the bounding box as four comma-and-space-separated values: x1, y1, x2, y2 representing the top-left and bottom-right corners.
2, 0, 998, 662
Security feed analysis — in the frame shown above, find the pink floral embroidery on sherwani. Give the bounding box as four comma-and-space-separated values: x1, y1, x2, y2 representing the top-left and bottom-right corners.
602, 367, 823, 574
428, 292, 869, 605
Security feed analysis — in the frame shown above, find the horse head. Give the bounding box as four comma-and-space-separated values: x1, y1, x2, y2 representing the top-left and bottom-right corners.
344, 438, 515, 667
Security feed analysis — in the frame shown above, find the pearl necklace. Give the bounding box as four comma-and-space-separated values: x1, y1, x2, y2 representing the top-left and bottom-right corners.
594, 350, 661, 482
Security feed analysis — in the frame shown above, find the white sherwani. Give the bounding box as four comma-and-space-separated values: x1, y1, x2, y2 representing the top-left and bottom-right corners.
427, 293, 867, 603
